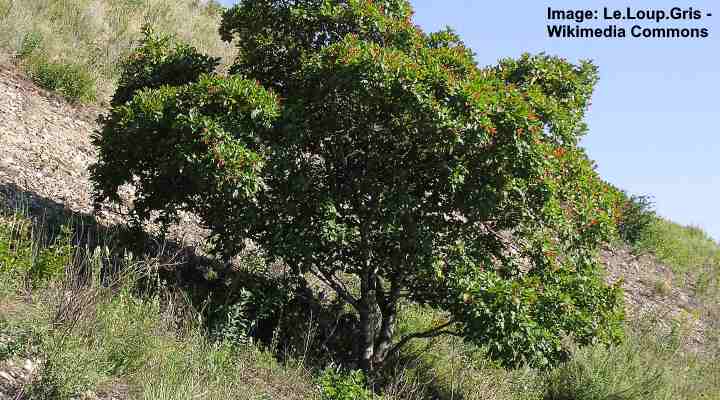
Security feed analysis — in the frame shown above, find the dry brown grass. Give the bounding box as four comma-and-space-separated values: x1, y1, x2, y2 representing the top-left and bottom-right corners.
0, 0, 234, 103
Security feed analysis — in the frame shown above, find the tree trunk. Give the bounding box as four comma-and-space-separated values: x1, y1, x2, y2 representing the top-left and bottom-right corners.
372, 305, 397, 365
358, 272, 380, 372
358, 221, 378, 373
357, 278, 403, 372
372, 277, 400, 366
358, 303, 375, 372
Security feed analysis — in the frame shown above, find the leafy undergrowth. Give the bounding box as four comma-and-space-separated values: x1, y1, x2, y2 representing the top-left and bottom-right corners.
2, 205, 720, 399
0, 0, 233, 102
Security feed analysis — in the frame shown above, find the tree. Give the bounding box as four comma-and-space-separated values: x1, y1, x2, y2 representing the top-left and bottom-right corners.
91, 0, 623, 373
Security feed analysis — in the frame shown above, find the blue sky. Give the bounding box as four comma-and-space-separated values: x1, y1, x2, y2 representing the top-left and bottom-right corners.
219, 0, 719, 241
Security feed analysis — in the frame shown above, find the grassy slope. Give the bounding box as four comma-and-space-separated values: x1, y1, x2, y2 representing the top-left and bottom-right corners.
0, 0, 233, 102
0, 210, 320, 400
1, 1, 720, 399
638, 217, 720, 294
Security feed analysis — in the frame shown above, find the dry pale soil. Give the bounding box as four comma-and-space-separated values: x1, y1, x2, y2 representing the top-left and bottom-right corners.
0, 62, 712, 399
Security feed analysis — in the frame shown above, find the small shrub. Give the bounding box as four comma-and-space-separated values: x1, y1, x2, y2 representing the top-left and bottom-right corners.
209, 272, 299, 348
0, 333, 24, 360
213, 289, 258, 346
0, 215, 31, 293
602, 182, 657, 246
202, 0, 224, 16
25, 56, 96, 102
0, 320, 41, 361
318, 365, 374, 400
28, 224, 73, 286
653, 278, 672, 297
616, 194, 656, 245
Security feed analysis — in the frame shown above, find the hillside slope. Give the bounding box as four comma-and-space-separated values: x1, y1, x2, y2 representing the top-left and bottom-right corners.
1, 62, 719, 399
0, 60, 712, 347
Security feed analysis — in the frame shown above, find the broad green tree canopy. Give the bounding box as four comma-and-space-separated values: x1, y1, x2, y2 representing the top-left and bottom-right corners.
92, 0, 623, 371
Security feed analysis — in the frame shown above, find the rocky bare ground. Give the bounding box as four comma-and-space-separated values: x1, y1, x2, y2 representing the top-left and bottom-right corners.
0, 352, 129, 400
0, 63, 101, 218
602, 246, 710, 349
0, 62, 209, 244
0, 62, 713, 397
0, 355, 42, 400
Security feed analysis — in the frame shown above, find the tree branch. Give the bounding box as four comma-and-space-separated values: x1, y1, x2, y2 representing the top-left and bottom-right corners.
310, 268, 360, 310
386, 319, 459, 360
